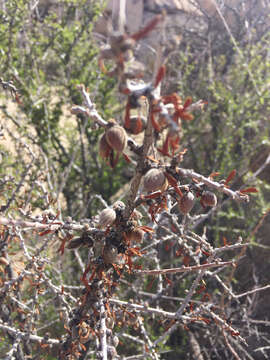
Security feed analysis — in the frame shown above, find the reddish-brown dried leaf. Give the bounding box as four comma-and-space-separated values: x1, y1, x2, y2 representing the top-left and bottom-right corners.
209, 172, 220, 179
39, 229, 53, 237
183, 96, 192, 109
201, 249, 211, 257
164, 172, 183, 197
122, 153, 131, 163
225, 169, 236, 186
230, 331, 240, 337
239, 187, 258, 194
139, 226, 154, 233
147, 276, 156, 291
150, 112, 161, 132
154, 65, 166, 88
143, 191, 162, 200
165, 275, 172, 286
131, 15, 163, 41
124, 102, 131, 129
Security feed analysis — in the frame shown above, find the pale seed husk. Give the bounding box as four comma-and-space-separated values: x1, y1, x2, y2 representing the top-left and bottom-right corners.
179, 192, 195, 214
143, 168, 166, 193
98, 208, 116, 228
105, 125, 127, 153
112, 200, 125, 211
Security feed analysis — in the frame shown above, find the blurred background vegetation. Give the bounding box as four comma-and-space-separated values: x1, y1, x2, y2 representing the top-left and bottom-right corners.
0, 0, 269, 358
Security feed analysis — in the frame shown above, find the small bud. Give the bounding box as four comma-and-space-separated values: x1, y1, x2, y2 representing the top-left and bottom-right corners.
105, 124, 127, 153
201, 191, 217, 207
178, 192, 195, 214
98, 208, 116, 229
143, 168, 167, 193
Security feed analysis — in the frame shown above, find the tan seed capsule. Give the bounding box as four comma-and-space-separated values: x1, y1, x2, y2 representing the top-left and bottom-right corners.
99, 133, 112, 159
128, 228, 144, 243
105, 125, 127, 153
98, 208, 116, 229
201, 191, 217, 207
143, 168, 167, 193
178, 192, 195, 214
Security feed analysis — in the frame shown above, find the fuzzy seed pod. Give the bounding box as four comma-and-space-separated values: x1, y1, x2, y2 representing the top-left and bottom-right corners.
112, 200, 125, 211
98, 208, 116, 229
143, 168, 167, 193
127, 227, 144, 243
105, 124, 127, 153
201, 191, 217, 207
124, 115, 147, 135
178, 192, 195, 214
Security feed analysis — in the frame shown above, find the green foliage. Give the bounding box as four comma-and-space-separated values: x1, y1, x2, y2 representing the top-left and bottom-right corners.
177, 32, 270, 243
0, 0, 126, 218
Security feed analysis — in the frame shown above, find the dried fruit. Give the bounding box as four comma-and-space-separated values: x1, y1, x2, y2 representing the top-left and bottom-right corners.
98, 208, 116, 229
179, 191, 195, 214
201, 191, 217, 207
143, 168, 167, 193
124, 115, 146, 135
105, 123, 127, 153
99, 133, 112, 160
